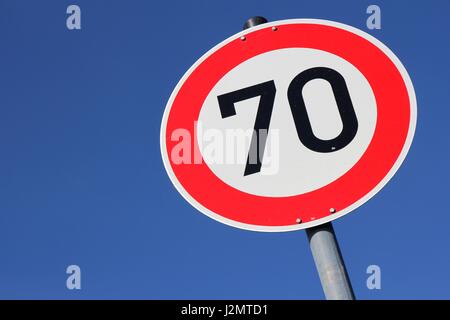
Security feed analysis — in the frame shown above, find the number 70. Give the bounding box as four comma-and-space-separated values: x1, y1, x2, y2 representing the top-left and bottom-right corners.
217, 67, 359, 176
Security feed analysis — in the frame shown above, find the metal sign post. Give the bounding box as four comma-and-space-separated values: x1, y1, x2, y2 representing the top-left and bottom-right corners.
305, 223, 355, 299
243, 17, 355, 300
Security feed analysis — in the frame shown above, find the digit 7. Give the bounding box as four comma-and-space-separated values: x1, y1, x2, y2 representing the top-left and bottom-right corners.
217, 80, 276, 176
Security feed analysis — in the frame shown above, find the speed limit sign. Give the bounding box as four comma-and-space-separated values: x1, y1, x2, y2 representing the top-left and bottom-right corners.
160, 19, 417, 232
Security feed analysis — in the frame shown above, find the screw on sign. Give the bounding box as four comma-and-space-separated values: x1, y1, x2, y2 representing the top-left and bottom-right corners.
160, 19, 417, 232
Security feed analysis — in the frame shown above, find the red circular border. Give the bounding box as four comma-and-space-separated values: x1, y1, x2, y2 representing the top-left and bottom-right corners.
165, 23, 411, 227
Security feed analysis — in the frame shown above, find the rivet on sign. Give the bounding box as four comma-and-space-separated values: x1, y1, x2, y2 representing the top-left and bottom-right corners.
329, 208, 336, 214
296, 218, 302, 224
240, 36, 246, 41
331, 146, 336, 150
272, 26, 278, 31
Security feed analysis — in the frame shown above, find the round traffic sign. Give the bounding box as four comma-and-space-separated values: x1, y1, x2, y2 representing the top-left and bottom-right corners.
160, 19, 417, 232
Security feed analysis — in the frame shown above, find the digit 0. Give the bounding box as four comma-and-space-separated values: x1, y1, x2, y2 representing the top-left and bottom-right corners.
287, 67, 358, 153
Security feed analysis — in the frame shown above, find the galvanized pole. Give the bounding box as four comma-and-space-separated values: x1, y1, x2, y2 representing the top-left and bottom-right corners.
243, 16, 355, 300
306, 223, 355, 300
243, 16, 268, 29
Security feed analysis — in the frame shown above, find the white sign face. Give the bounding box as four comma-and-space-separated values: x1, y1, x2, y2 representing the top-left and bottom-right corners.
161, 19, 417, 232
198, 48, 377, 196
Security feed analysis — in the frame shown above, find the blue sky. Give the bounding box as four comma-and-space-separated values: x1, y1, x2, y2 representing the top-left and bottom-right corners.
0, 0, 449, 299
